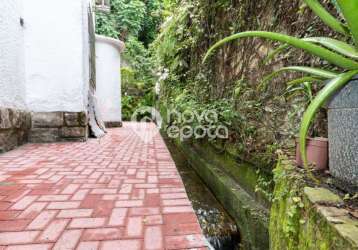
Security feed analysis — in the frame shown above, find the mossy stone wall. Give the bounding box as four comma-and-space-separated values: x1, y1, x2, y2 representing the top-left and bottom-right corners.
270, 159, 358, 250
169, 137, 358, 250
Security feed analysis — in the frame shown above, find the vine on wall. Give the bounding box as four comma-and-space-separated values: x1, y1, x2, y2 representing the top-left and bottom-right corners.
153, 0, 341, 167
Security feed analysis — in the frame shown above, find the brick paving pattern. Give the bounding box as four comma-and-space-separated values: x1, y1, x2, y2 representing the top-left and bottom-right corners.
0, 123, 207, 250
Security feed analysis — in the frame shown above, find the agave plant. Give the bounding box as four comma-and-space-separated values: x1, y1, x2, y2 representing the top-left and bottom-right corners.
203, 0, 358, 172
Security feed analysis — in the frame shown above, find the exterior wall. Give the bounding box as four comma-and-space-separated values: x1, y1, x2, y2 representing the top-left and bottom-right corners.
22, 0, 92, 142
0, 0, 26, 110
1, 0, 95, 148
23, 0, 89, 113
0, 0, 31, 152
96, 35, 124, 127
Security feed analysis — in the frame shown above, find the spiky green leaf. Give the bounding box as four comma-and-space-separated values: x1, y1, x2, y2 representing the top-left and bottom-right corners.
304, 0, 349, 35
203, 31, 358, 70
264, 37, 358, 64
303, 37, 358, 59
337, 0, 358, 48
287, 76, 323, 86
263, 66, 338, 84
285, 83, 313, 101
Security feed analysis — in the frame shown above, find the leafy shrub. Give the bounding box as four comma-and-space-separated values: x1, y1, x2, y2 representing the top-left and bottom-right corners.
120, 38, 156, 120
123, 36, 153, 83
95, 11, 118, 38
95, 0, 163, 44
111, 0, 146, 40
138, 0, 163, 46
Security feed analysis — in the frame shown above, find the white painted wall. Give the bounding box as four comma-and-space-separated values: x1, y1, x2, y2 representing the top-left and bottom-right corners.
0, 0, 27, 110
23, 0, 91, 112
96, 35, 124, 123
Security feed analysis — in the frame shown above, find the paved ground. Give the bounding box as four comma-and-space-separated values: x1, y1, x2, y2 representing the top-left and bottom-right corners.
0, 123, 207, 250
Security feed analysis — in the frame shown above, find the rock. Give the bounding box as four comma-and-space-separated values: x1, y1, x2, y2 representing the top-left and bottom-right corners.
64, 112, 80, 127
0, 131, 9, 153
0, 108, 12, 129
11, 109, 22, 128
304, 187, 342, 205
79, 112, 88, 126
317, 206, 348, 218
1, 111, 88, 146
0, 108, 32, 152
29, 128, 59, 143
61, 127, 86, 138
334, 223, 358, 246
29, 112, 88, 143
32, 112, 63, 128
25, 112, 32, 130
0, 130, 20, 152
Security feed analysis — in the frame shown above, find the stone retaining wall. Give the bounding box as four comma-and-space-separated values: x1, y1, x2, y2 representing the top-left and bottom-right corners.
1, 110, 90, 153
29, 112, 88, 143
270, 159, 358, 250
0, 108, 31, 153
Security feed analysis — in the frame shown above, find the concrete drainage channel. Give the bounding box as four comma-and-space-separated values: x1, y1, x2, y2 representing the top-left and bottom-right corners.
163, 137, 242, 250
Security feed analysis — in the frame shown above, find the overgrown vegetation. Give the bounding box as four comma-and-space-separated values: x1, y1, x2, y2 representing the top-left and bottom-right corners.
204, 0, 358, 172
152, 0, 343, 167
95, 0, 347, 168
95, 0, 163, 120
270, 157, 355, 250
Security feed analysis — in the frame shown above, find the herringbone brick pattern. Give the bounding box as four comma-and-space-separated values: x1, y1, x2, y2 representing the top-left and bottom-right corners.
0, 123, 207, 250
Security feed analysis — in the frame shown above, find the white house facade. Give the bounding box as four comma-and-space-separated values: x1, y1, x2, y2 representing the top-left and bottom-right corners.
0, 0, 124, 153
23, 0, 91, 113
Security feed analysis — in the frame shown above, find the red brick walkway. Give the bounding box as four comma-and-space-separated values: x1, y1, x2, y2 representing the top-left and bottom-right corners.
0, 123, 207, 250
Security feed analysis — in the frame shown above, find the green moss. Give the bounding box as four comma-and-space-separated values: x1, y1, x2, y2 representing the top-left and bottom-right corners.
174, 139, 269, 250
194, 141, 273, 207
270, 158, 357, 250
303, 187, 342, 204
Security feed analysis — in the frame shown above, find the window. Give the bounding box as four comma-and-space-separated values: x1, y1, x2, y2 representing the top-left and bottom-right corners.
96, 0, 110, 12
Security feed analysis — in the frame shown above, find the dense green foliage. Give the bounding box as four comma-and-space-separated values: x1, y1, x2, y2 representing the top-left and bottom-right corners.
270, 158, 355, 249
138, 0, 163, 47
152, 0, 342, 167
152, 1, 274, 166
120, 36, 156, 120
95, 0, 163, 120
95, 0, 163, 45
121, 37, 156, 120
